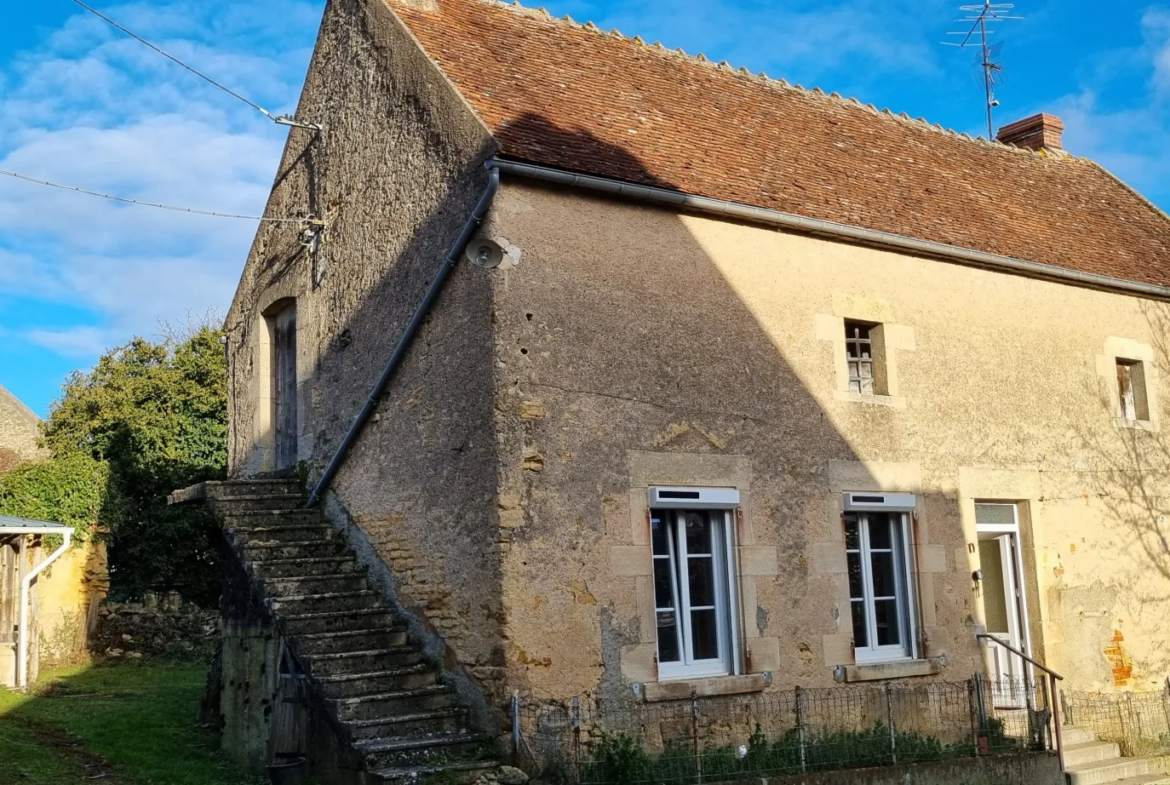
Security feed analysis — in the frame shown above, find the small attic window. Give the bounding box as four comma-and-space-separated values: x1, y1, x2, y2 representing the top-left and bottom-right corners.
845, 321, 877, 395
1117, 359, 1150, 422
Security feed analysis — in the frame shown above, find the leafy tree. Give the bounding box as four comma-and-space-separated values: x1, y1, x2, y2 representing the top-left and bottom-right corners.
41, 326, 228, 605
0, 453, 113, 540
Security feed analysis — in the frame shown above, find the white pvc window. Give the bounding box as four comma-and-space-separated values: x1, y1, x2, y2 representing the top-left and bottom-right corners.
846, 512, 917, 663
651, 508, 738, 679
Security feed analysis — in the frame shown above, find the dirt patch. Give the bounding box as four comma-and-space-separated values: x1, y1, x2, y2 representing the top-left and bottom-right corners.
5, 715, 123, 783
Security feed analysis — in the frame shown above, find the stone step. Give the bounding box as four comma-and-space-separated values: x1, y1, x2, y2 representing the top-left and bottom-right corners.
230, 524, 335, 545
1099, 775, 1170, 785
303, 646, 423, 676
1067, 757, 1151, 785
1064, 741, 1122, 768
207, 480, 304, 499
267, 573, 370, 596
333, 685, 459, 721
369, 759, 498, 783
253, 556, 360, 579
212, 493, 305, 513
317, 664, 438, 698
283, 607, 401, 636
222, 508, 323, 523
358, 731, 487, 770
272, 590, 381, 615
296, 626, 410, 654
244, 539, 348, 561
1063, 727, 1097, 746
347, 707, 469, 741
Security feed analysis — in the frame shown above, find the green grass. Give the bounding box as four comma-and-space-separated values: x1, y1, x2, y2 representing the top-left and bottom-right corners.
0, 662, 263, 785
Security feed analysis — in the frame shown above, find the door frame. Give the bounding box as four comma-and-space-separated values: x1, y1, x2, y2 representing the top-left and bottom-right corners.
976, 502, 1034, 706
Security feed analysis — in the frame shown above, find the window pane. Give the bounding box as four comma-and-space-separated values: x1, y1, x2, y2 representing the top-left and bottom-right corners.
874, 599, 901, 646
974, 503, 1016, 526
870, 551, 897, 598
851, 600, 868, 648
656, 611, 681, 663
651, 513, 668, 554
845, 518, 859, 550
691, 609, 719, 660
868, 516, 892, 550
847, 551, 864, 599
653, 559, 676, 610
688, 556, 715, 607
684, 512, 711, 554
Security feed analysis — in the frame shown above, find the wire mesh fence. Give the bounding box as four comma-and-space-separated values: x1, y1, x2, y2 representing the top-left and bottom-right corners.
515, 676, 1056, 784
1062, 684, 1170, 758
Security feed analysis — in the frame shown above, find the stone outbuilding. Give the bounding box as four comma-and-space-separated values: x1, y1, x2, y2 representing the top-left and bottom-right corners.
213, 0, 1170, 779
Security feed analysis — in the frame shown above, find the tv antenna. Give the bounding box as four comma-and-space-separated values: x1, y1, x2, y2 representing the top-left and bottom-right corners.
944, 3, 1021, 138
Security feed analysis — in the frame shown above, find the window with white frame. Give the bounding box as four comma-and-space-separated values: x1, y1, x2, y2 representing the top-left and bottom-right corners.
650, 488, 741, 680
844, 504, 917, 663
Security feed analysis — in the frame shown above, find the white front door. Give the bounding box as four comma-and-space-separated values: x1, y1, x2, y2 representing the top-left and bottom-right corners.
976, 503, 1031, 709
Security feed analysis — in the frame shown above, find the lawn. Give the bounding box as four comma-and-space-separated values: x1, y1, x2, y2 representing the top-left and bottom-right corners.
0, 662, 261, 785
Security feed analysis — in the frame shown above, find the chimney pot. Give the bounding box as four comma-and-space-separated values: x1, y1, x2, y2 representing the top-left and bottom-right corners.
996, 113, 1064, 151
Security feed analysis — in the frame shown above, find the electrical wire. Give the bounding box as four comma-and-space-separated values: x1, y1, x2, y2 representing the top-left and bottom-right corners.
0, 168, 304, 222
68, 0, 318, 129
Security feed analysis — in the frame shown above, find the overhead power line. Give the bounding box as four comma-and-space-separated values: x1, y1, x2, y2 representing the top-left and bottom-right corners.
69, 0, 321, 131
0, 168, 306, 223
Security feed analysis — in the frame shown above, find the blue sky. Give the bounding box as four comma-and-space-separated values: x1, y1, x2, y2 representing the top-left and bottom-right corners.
2, 1, 1169, 416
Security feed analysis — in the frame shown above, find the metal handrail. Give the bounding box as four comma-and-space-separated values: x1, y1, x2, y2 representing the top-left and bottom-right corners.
976, 633, 1063, 680
976, 632, 1065, 773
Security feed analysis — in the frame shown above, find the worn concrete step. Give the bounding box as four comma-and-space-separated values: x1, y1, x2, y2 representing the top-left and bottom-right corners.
231, 524, 335, 545
283, 607, 400, 636
333, 685, 458, 721
222, 508, 322, 522
318, 664, 438, 697
1097, 775, 1170, 785
1064, 741, 1122, 768
296, 626, 410, 654
358, 731, 487, 769
207, 480, 304, 499
347, 707, 469, 741
1067, 757, 1151, 785
267, 573, 370, 596
369, 759, 498, 783
272, 590, 381, 615
1063, 727, 1097, 746
253, 556, 359, 579
303, 646, 423, 676
212, 493, 305, 512
243, 539, 348, 561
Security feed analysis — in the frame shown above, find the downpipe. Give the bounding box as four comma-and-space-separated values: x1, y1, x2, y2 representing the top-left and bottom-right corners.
306, 165, 501, 507
19, 530, 73, 690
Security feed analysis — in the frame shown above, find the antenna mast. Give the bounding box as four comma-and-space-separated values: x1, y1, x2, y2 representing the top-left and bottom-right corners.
944, 2, 1021, 138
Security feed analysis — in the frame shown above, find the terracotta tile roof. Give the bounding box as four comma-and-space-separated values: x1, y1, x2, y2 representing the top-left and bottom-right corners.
391, 0, 1170, 288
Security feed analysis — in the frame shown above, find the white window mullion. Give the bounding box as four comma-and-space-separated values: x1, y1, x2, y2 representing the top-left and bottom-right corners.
663, 516, 685, 664
674, 512, 696, 666
860, 513, 880, 652
722, 511, 742, 675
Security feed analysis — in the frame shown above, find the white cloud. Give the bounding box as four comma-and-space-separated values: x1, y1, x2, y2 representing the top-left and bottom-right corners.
1145, 7, 1170, 94
0, 0, 322, 366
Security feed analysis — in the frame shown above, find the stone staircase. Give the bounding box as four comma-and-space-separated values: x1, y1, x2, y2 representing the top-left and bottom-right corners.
1063, 725, 1170, 785
207, 479, 500, 782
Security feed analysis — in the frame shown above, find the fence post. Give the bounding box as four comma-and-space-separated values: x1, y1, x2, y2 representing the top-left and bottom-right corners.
967, 678, 980, 753
572, 696, 581, 782
1061, 688, 1071, 728
511, 691, 521, 765
691, 691, 702, 785
795, 685, 807, 773
1162, 678, 1170, 738
973, 672, 988, 755
886, 682, 897, 765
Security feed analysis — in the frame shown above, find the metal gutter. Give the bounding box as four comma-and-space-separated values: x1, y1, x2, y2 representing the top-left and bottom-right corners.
491, 158, 1170, 301
306, 166, 502, 508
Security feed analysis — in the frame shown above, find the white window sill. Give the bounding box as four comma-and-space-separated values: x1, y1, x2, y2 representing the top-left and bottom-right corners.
844, 659, 940, 682
641, 673, 770, 703
833, 390, 907, 409
1116, 418, 1158, 433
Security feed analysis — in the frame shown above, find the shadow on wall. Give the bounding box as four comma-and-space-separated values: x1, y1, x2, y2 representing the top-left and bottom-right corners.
1056, 300, 1170, 687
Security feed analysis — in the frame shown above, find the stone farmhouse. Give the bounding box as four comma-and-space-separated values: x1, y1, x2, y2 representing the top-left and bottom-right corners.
187, 0, 1170, 782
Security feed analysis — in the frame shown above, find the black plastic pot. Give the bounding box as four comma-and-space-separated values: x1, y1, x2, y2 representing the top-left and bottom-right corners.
267, 757, 306, 785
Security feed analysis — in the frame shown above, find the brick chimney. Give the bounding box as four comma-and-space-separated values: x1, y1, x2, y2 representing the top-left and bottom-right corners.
996, 113, 1064, 151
